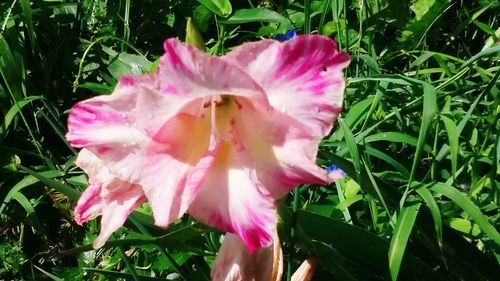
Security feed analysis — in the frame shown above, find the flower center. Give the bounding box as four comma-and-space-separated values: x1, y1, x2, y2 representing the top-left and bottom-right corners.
203, 95, 237, 151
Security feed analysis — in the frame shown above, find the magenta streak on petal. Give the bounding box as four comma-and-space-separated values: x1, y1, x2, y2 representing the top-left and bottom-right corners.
328, 52, 352, 69
65, 138, 90, 147
120, 76, 136, 86
296, 81, 331, 95
96, 146, 112, 154
74, 184, 103, 225
162, 85, 180, 95
207, 210, 273, 253
163, 41, 184, 67
69, 103, 123, 125
162, 39, 196, 81
273, 46, 305, 80
239, 208, 274, 252
314, 103, 342, 116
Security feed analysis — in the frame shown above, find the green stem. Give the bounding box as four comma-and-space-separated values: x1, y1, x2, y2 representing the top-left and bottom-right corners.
304, 0, 311, 34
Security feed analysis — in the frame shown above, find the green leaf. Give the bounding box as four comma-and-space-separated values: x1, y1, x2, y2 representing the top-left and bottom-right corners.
409, 83, 437, 183
429, 182, 500, 245
363, 146, 410, 177
75, 82, 112, 94
0, 170, 63, 215
414, 183, 443, 247
298, 210, 445, 280
449, 218, 481, 236
0, 33, 24, 102
197, 0, 232, 17
298, 210, 388, 268
365, 132, 432, 152
330, 97, 373, 142
357, 54, 381, 74
193, 5, 213, 33
322, 21, 337, 36
222, 8, 289, 24
83, 268, 167, 281
19, 0, 36, 51
388, 203, 421, 281
17, 165, 80, 201
12, 192, 46, 237
345, 97, 374, 130
440, 96, 458, 179
458, 45, 500, 71
312, 241, 358, 281
338, 118, 361, 180
34, 265, 63, 281
102, 46, 152, 79
401, 0, 452, 47
0, 96, 43, 139
348, 74, 423, 86
185, 17, 205, 51
472, 20, 496, 36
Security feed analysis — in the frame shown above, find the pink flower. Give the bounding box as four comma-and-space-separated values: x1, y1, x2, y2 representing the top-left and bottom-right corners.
67, 35, 350, 251
211, 232, 283, 281
211, 232, 316, 281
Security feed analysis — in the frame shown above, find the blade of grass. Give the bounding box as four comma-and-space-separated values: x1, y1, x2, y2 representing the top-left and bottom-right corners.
363, 146, 410, 177
414, 183, 443, 249
83, 268, 172, 281
404, 83, 437, 205
0, 96, 43, 139
19, 0, 36, 51
359, 81, 387, 132
429, 182, 500, 245
128, 215, 188, 281
12, 192, 46, 237
361, 155, 393, 224
388, 202, 421, 281
440, 96, 458, 179
364, 132, 432, 152
33, 265, 63, 281
17, 165, 80, 201
0, 170, 63, 214
338, 118, 361, 181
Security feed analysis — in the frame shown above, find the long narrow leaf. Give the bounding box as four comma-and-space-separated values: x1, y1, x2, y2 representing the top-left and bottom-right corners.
429, 182, 500, 245
388, 203, 421, 281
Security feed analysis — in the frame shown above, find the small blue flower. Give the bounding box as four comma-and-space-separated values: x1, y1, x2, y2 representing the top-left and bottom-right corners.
325, 165, 346, 180
276, 29, 297, 42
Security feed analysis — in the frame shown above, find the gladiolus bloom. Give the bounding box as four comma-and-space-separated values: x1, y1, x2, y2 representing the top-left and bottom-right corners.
67, 35, 350, 250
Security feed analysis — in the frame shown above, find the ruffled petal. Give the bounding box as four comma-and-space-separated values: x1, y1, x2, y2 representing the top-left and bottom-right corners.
74, 184, 103, 225
158, 38, 270, 107
211, 232, 282, 281
224, 35, 350, 137
230, 98, 331, 198
77, 182, 145, 249
67, 74, 186, 183
188, 142, 277, 252
141, 112, 215, 227
94, 182, 145, 248
73, 149, 146, 248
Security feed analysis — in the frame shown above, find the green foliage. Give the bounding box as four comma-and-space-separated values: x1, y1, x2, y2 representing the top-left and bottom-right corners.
0, 0, 499, 280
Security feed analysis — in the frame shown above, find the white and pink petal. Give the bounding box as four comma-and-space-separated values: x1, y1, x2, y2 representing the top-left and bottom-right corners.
211, 232, 283, 281
188, 142, 277, 252
229, 97, 331, 198
224, 35, 350, 138
73, 179, 146, 249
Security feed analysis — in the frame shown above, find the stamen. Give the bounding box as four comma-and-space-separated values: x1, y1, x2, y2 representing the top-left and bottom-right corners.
208, 96, 218, 150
